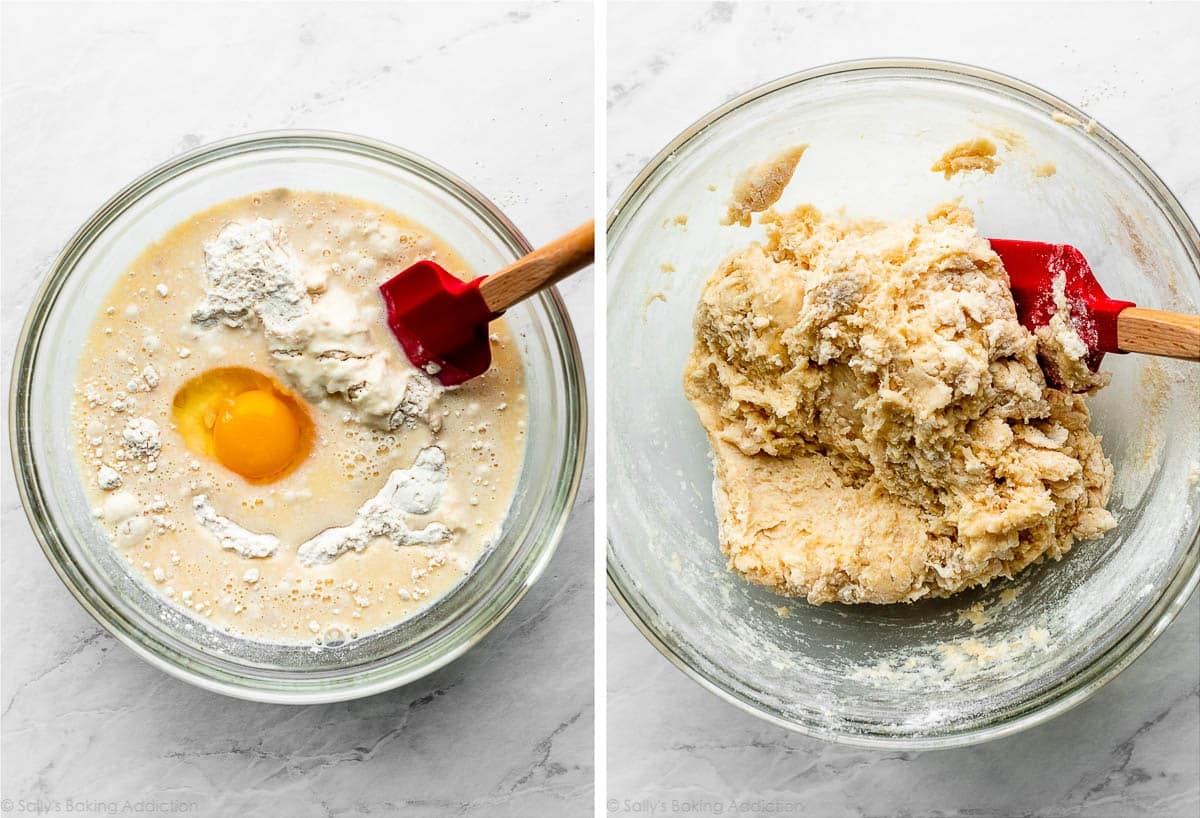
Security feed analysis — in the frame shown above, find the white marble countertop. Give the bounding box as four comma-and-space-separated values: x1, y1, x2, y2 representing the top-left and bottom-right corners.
1, 3, 592, 816
606, 3, 1199, 816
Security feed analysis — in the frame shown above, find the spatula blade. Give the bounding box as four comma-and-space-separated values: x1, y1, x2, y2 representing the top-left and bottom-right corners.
989, 238, 1134, 372
379, 260, 495, 387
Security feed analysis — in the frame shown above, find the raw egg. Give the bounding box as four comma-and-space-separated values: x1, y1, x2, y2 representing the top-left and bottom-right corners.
172, 367, 313, 483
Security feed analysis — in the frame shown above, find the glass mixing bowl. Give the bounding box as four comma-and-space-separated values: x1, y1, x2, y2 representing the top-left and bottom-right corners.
10, 131, 586, 703
607, 60, 1199, 748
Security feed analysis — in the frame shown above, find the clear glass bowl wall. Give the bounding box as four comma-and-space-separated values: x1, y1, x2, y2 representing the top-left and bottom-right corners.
607, 61, 1199, 748
12, 133, 586, 702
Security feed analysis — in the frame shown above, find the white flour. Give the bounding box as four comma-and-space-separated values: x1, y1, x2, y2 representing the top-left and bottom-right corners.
189, 447, 452, 565
297, 446, 451, 561
298, 446, 451, 564
193, 219, 439, 430
192, 495, 280, 558
96, 464, 122, 490
121, 417, 161, 459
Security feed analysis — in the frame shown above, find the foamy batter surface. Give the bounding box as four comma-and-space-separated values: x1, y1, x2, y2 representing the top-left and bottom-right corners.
72, 190, 527, 643
684, 202, 1116, 605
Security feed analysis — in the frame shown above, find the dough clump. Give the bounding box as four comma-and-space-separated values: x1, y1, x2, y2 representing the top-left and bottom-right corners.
1034, 273, 1111, 394
684, 202, 1116, 604
931, 138, 1000, 179
723, 145, 809, 227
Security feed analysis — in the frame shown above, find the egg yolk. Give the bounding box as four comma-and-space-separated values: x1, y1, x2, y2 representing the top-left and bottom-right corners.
213, 390, 301, 480
172, 367, 313, 483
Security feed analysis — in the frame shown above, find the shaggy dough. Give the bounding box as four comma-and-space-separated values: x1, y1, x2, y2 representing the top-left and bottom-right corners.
684, 202, 1116, 604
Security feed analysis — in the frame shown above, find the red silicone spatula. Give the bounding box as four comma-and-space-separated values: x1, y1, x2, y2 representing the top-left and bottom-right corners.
380, 221, 593, 386
988, 238, 1200, 387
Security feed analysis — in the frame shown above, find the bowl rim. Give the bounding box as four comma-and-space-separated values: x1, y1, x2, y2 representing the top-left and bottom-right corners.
605, 57, 1200, 749
9, 129, 588, 703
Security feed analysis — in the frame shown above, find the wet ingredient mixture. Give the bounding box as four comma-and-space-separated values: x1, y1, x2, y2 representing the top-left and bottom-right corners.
72, 190, 527, 643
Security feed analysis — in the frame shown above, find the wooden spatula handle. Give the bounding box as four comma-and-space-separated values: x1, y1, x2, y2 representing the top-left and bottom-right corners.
478, 221, 594, 314
1117, 307, 1200, 360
